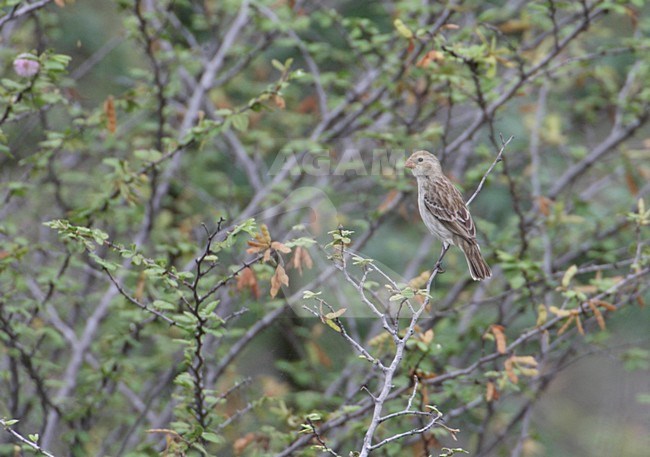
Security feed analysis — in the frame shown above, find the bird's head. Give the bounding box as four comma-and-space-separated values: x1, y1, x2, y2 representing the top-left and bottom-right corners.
405, 150, 442, 177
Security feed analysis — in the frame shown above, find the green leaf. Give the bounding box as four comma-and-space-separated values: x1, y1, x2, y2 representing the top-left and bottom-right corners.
230, 112, 249, 132
201, 431, 222, 444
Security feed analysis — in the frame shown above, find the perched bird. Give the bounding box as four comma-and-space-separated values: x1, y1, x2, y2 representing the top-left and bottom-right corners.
405, 150, 491, 281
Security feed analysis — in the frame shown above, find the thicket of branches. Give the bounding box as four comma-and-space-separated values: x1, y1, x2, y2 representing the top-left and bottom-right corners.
1, 1, 649, 456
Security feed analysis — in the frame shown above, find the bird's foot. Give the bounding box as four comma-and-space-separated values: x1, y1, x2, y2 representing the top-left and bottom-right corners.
434, 262, 445, 274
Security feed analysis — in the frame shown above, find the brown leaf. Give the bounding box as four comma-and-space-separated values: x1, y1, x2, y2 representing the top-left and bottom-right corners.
588, 300, 606, 330
54, 0, 66, 7
104, 95, 116, 134
537, 196, 552, 217
575, 315, 584, 336
291, 247, 303, 274
407, 38, 415, 54
511, 355, 538, 367
421, 329, 434, 345
233, 432, 257, 455
271, 241, 291, 254
557, 315, 575, 336
490, 324, 507, 354
324, 308, 346, 320
504, 357, 518, 384
301, 248, 313, 269
297, 95, 318, 114
416, 50, 445, 68
134, 272, 146, 301
270, 264, 289, 298
272, 94, 285, 109
377, 189, 400, 214
498, 19, 531, 34
486, 381, 499, 402
237, 267, 260, 299
260, 224, 271, 244
591, 299, 617, 311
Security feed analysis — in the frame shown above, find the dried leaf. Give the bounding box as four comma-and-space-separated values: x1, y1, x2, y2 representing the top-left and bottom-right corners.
233, 432, 257, 455
421, 329, 434, 345
272, 94, 285, 109
490, 325, 507, 354
511, 355, 537, 367
134, 272, 146, 300
301, 248, 313, 269
270, 265, 289, 298
416, 50, 445, 68
575, 315, 584, 336
394, 19, 413, 39
485, 381, 498, 402
557, 315, 575, 336
407, 38, 415, 53
592, 299, 617, 311
537, 196, 552, 217
549, 306, 572, 318
324, 318, 342, 333
536, 304, 547, 327
54, 0, 66, 7
271, 241, 291, 254
324, 308, 346, 320
504, 358, 518, 384
104, 95, 116, 134
561, 265, 578, 288
588, 300, 606, 330
498, 19, 531, 34
377, 189, 399, 214
292, 247, 303, 274
237, 267, 260, 299
259, 224, 270, 242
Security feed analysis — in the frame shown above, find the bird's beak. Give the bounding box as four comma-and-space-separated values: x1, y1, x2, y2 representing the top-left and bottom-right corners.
405, 158, 415, 169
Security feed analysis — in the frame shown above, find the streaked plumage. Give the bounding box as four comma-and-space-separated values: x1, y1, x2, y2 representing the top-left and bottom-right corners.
405, 150, 491, 281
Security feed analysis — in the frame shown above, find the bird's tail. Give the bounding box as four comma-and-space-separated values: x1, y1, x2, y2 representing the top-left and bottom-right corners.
460, 241, 492, 281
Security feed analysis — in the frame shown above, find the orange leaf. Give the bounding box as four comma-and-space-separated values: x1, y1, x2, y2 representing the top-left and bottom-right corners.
575, 315, 584, 335
270, 265, 289, 298
490, 324, 507, 354
592, 299, 617, 311
377, 189, 399, 214
407, 38, 415, 54
557, 315, 575, 336
504, 357, 518, 384
233, 432, 257, 455
486, 381, 499, 402
54, 0, 65, 7
588, 300, 606, 330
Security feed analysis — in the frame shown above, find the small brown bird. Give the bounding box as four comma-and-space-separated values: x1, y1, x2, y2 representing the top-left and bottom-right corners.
405, 151, 491, 281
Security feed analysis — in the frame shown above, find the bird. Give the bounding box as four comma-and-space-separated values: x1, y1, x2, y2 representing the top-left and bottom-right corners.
405, 150, 492, 281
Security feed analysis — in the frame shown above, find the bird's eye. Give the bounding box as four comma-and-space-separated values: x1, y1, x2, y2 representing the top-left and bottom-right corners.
418, 157, 424, 162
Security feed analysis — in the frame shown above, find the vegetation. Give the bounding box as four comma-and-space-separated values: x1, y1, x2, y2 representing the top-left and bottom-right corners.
0, 1, 648, 456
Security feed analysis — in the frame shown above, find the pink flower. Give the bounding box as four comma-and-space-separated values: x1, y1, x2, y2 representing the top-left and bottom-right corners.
13, 53, 40, 77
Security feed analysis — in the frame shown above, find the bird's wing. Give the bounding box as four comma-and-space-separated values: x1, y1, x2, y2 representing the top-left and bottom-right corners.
422, 177, 477, 242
